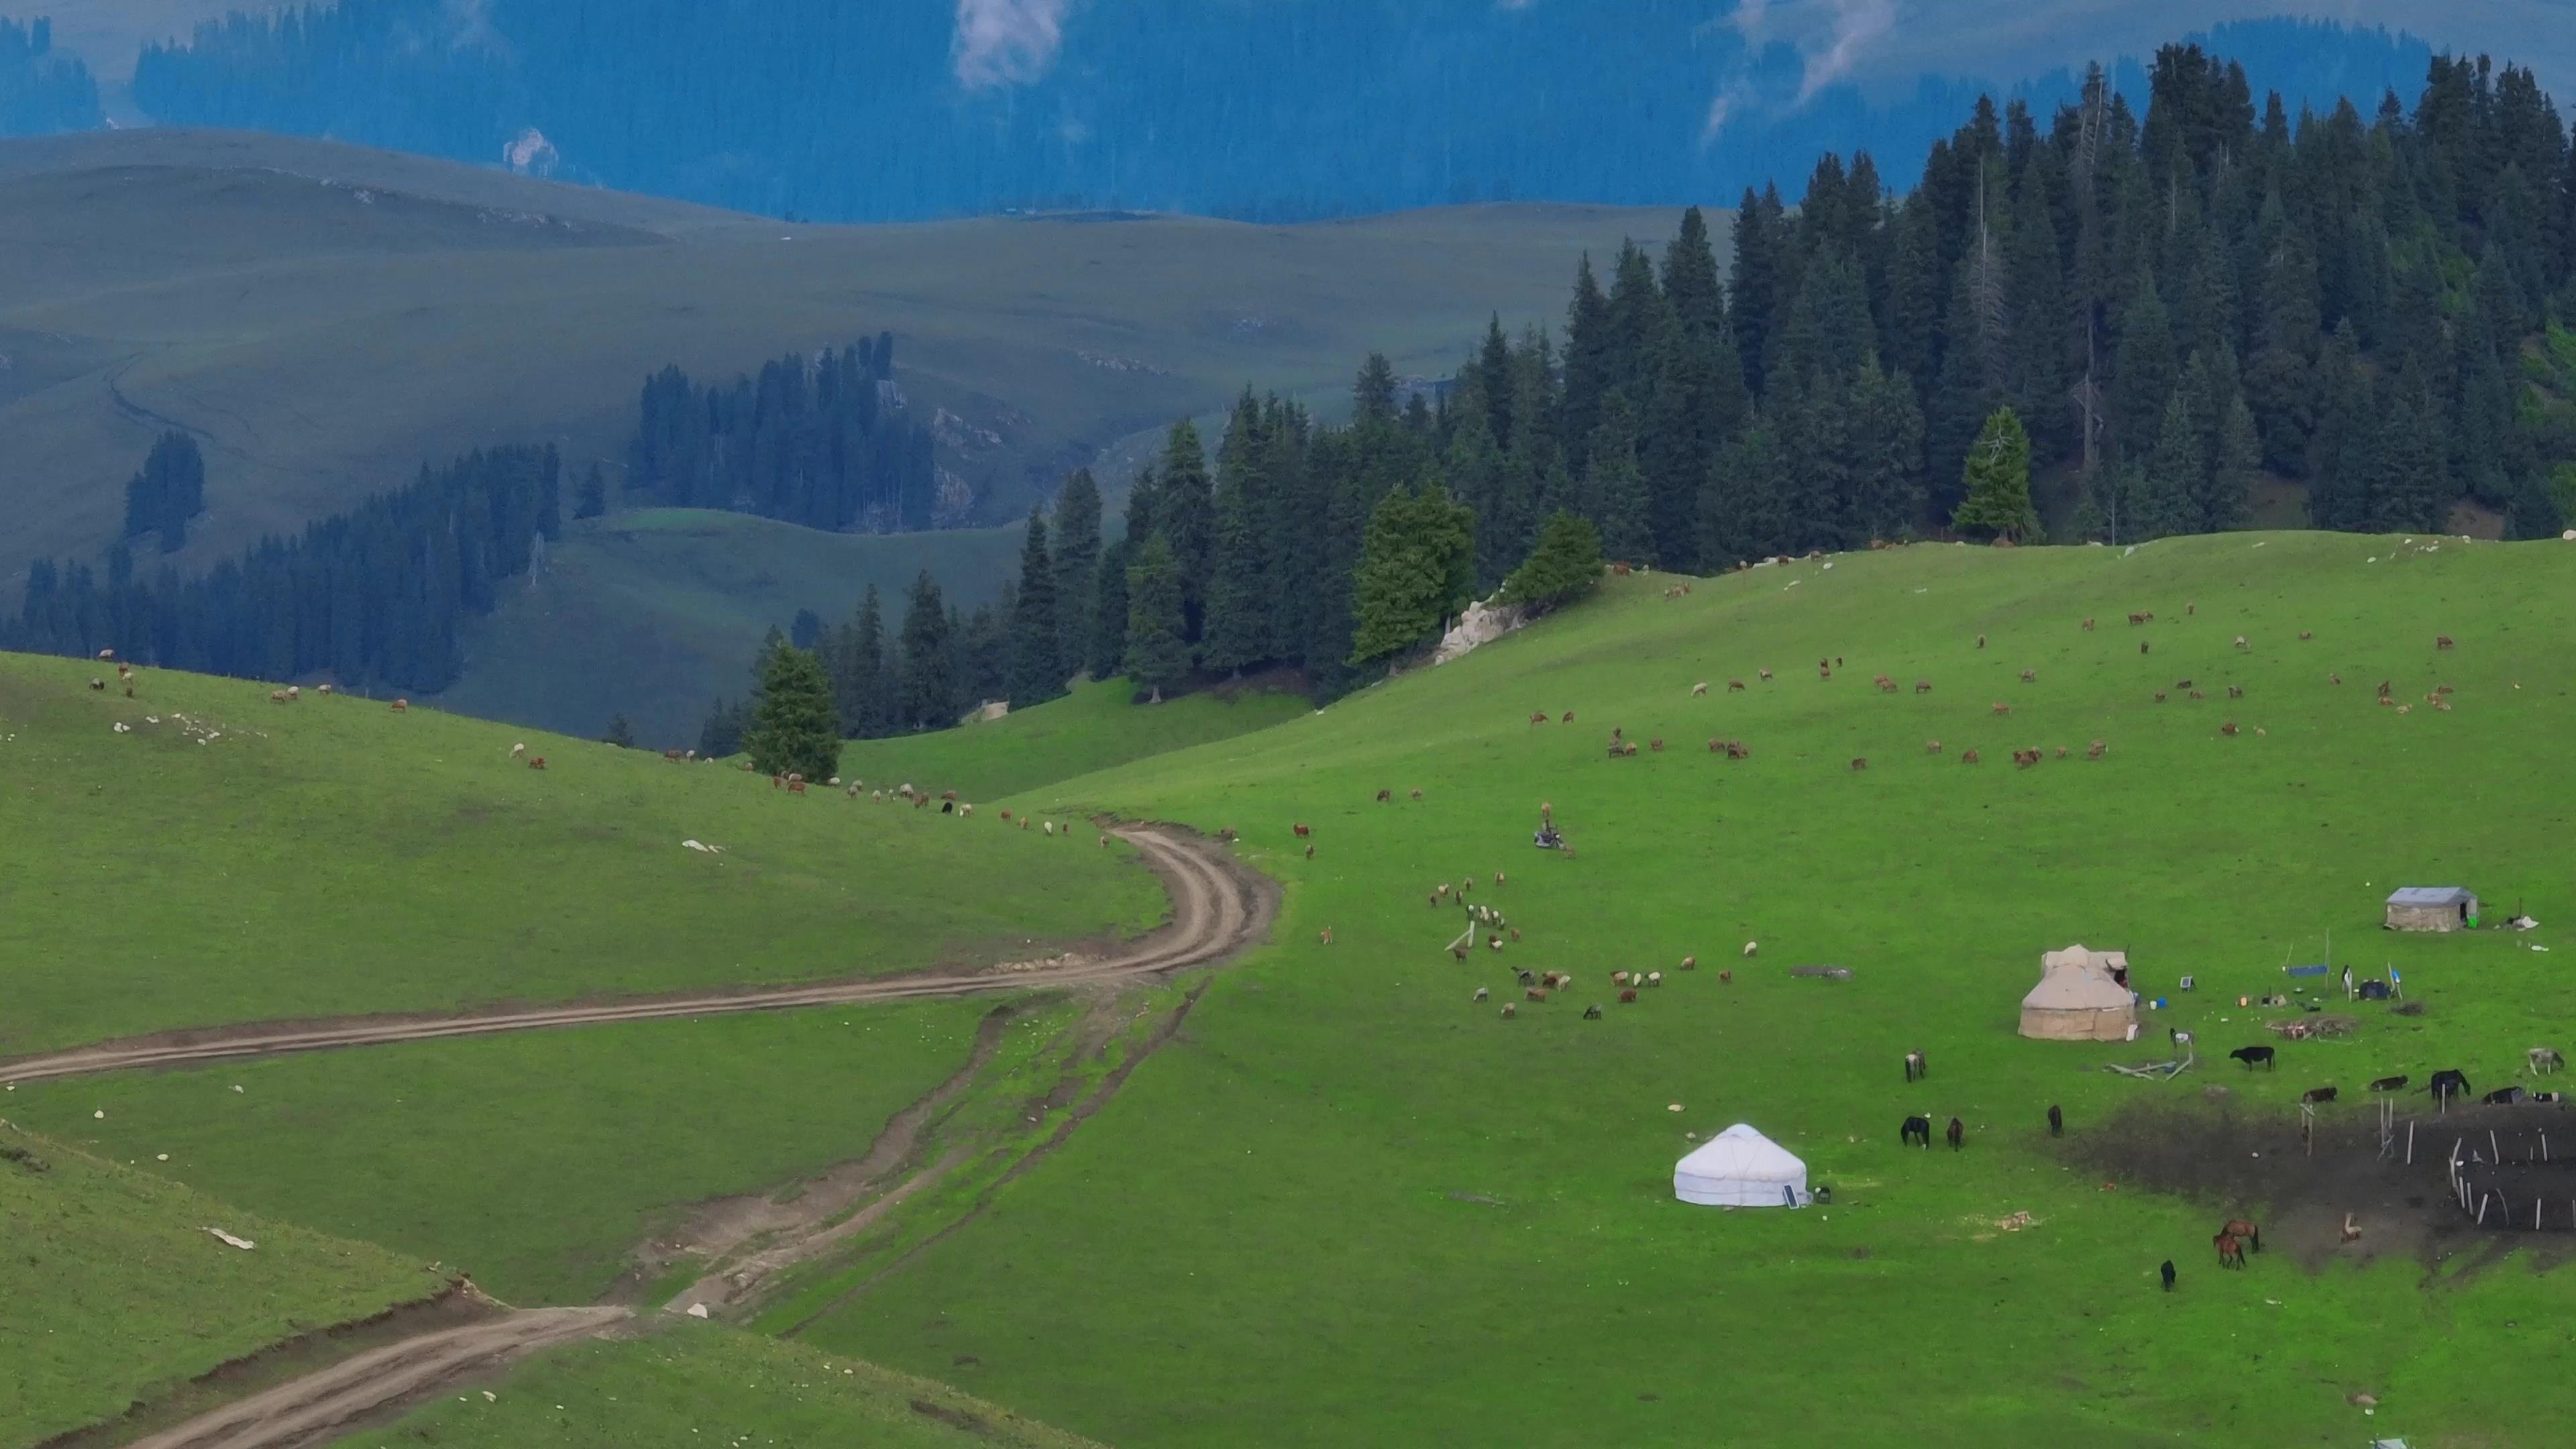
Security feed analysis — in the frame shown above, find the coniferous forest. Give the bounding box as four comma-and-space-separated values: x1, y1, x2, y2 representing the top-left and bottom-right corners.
0, 17, 98, 135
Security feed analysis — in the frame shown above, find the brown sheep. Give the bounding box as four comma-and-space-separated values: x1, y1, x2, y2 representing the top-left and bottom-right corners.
2436, 635, 2454, 650
1529, 710, 1550, 726
1991, 702, 2011, 716
2128, 612, 2146, 625
1727, 679, 1748, 692
529, 756, 548, 770
1525, 987, 1550, 1003
787, 777, 806, 792
1727, 741, 1751, 759
2082, 617, 2096, 631
1962, 749, 1982, 764
268, 689, 286, 703
390, 698, 409, 712
2019, 669, 2035, 683
1610, 561, 1631, 576
1709, 738, 1725, 753
2188, 690, 2204, 701
2055, 745, 2069, 758
2220, 721, 2240, 737
1509, 927, 1521, 942
1619, 987, 1640, 1004
1915, 679, 1933, 694
1925, 739, 1942, 753
1850, 757, 1868, 771
2087, 739, 2106, 759
1293, 822, 1311, 838
2377, 680, 2393, 698
1613, 970, 1631, 986
1718, 969, 1732, 983
1562, 710, 1576, 723
1680, 955, 1697, 971
1650, 738, 1665, 752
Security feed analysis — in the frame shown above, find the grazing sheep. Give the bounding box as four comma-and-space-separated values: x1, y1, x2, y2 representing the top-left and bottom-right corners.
1727, 679, 1748, 692
1925, 739, 1942, 753
1099, 834, 1110, 847
1680, 955, 1697, 971
1561, 710, 1575, 722
2233, 635, 2247, 650
1305, 843, 1315, 859
2082, 618, 2095, 631
2436, 635, 2454, 650
1818, 665, 1831, 680
1412, 788, 1424, 800
787, 778, 806, 792
2055, 745, 2069, 758
1693, 682, 1710, 696
511, 743, 528, 760
2299, 631, 2313, 641
1526, 987, 1549, 1003
1583, 1004, 1603, 1019
2188, 690, 2204, 701
529, 757, 548, 771
1991, 702, 2011, 716
1961, 749, 1982, 764
1758, 669, 1773, 682
268, 689, 286, 703
97, 649, 115, 660
2330, 674, 2341, 684
2396, 704, 2412, 715
2154, 690, 2167, 702
1501, 1003, 1517, 1018
1453, 942, 1472, 962
1650, 738, 1665, 752
2020, 669, 2035, 683
1375, 788, 1393, 803
1741, 941, 1758, 958
1874, 674, 1896, 693
317, 683, 333, 694
1529, 710, 1550, 726
2227, 685, 2243, 698
1318, 928, 1333, 945
1613, 970, 1631, 986
1646, 971, 1662, 987
1718, 969, 1732, 983
2087, 739, 2106, 759
1850, 757, 1868, 771
1474, 987, 1489, 1003
1618, 988, 1639, 1004
1044, 821, 1055, 835
391, 698, 409, 712
1509, 927, 1521, 941
2530, 1047, 2565, 1075
2127, 612, 2147, 625
1708, 738, 1724, 753
1915, 679, 1932, 694
284, 686, 299, 700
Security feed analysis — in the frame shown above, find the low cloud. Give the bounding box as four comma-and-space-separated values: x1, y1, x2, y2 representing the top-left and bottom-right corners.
1703, 0, 1901, 139
953, 0, 1071, 91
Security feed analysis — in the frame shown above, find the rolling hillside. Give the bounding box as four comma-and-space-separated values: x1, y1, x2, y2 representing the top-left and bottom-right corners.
765, 531, 2576, 1448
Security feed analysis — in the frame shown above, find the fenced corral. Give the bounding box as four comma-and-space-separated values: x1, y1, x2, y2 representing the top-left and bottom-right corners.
2447, 1123, 2576, 1232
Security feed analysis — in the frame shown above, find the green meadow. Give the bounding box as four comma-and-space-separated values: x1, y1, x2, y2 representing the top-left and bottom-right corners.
790, 531, 2576, 1448
331, 1325, 1110, 1449
0, 654, 1161, 1054
0, 1120, 447, 1446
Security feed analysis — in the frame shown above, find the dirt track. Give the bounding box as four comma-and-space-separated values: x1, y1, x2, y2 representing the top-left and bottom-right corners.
123, 1306, 630, 1449
28, 826, 1275, 1449
1, 826, 1273, 1086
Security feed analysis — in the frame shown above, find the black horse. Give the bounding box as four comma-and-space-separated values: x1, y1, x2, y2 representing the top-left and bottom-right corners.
2230, 1045, 2275, 1071
2160, 1260, 2176, 1291
2047, 1104, 2063, 1137
2430, 1069, 2473, 1107
1900, 1116, 1933, 1148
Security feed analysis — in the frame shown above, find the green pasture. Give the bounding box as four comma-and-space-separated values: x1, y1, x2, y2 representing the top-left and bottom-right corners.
831, 676, 1312, 805
0, 653, 1161, 1053
0, 1120, 447, 1446
793, 531, 2576, 1448
330, 1325, 1110, 1449
0, 998, 1064, 1306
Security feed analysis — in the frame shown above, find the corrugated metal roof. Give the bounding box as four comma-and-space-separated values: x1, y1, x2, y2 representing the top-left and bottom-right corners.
2386, 887, 2473, 906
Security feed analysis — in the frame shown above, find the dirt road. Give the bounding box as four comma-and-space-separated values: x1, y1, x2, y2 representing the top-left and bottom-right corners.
123, 1306, 629, 1449
1, 826, 1273, 1086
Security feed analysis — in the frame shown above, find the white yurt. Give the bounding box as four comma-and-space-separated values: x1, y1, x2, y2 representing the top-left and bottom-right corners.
1673, 1123, 1810, 1207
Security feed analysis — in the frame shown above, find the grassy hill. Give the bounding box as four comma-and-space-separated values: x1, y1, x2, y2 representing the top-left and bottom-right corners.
0, 129, 1692, 731
1, 1118, 447, 1446
333, 1324, 1110, 1449
830, 676, 1313, 805
0, 651, 1161, 1055
766, 531, 2576, 1448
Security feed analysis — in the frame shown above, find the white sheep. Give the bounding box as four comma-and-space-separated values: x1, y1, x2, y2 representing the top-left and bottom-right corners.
1742, 940, 1758, 957
509, 743, 527, 760
1043, 820, 1054, 835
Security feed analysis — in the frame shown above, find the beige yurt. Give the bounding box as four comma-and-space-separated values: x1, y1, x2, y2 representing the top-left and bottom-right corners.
2018, 945, 2137, 1042
2385, 887, 2477, 932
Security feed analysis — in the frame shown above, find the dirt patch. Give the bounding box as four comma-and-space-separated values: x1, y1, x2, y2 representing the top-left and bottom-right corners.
909, 1398, 991, 1433
2068, 1100, 2576, 1276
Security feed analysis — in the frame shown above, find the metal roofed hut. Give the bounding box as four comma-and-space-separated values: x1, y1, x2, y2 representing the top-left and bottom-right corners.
2019, 945, 2139, 1042
2385, 887, 2479, 932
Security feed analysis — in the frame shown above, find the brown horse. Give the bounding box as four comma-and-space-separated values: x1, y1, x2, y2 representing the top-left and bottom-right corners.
2212, 1231, 2245, 1269
2219, 1218, 2261, 1252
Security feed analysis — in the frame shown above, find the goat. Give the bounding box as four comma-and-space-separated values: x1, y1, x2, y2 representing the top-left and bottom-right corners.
1912, 678, 1935, 696
1562, 710, 1575, 723
2220, 721, 2240, 737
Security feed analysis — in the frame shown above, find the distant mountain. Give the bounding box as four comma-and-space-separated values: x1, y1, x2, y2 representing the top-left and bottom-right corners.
109, 5, 2461, 222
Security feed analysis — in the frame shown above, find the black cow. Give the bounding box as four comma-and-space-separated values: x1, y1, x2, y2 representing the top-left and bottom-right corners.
2368, 1075, 2410, 1093
2047, 1104, 2063, 1137
2301, 1085, 2337, 1104
2484, 1086, 2527, 1106
2230, 1046, 2275, 1071
2160, 1260, 2176, 1292
1946, 1117, 1966, 1150
2430, 1069, 2472, 1107
1901, 1116, 1933, 1148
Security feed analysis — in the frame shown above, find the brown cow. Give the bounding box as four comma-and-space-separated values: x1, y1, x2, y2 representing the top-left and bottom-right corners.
1618, 988, 1639, 1004
1961, 749, 1982, 764
1293, 823, 1311, 837
1850, 757, 1868, 771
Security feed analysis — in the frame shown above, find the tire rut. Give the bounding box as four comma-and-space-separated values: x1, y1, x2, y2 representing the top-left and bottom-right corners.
1, 826, 1273, 1087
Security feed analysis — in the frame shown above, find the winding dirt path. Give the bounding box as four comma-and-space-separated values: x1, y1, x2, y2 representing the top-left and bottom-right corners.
1, 826, 1273, 1087
27, 825, 1277, 1449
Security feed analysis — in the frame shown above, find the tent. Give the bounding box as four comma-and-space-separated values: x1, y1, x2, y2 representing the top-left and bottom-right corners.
1673, 1124, 1810, 1207
2019, 945, 2138, 1042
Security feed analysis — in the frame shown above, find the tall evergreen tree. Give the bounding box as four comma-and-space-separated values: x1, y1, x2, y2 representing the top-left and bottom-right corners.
1201, 430, 1275, 676
1155, 421, 1216, 643
574, 462, 608, 520
1951, 407, 2043, 541
1007, 507, 1063, 707
835, 584, 889, 737
1849, 360, 1929, 540
1050, 470, 1103, 680
1123, 534, 1189, 701
602, 713, 636, 749
1348, 484, 1477, 667
746, 645, 840, 780
1559, 253, 1615, 480
1583, 396, 1654, 564
897, 570, 955, 730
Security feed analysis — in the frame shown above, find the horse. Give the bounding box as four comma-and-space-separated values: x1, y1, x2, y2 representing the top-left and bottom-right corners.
2160, 1260, 2176, 1291
1900, 1116, 1933, 1148
2430, 1069, 2472, 1107
1945, 1117, 1965, 1150
2047, 1104, 2063, 1137
2219, 1219, 2261, 1252
2213, 1232, 2245, 1269
2229, 1046, 2275, 1071
1902, 1050, 1927, 1083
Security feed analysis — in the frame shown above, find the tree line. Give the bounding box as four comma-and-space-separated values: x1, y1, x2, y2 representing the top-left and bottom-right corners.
0, 16, 98, 135
5, 444, 561, 692
625, 335, 947, 531
117, 8, 2444, 227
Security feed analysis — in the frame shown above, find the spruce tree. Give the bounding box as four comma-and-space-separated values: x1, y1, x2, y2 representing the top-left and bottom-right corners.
1583, 398, 1654, 566
747, 645, 840, 780
1154, 421, 1216, 642
1699, 419, 1790, 567
1559, 253, 1615, 479
2109, 270, 2178, 464
2133, 392, 2202, 539
1501, 511, 1603, 613
2208, 392, 2261, 531
1950, 407, 2043, 541
1050, 470, 1102, 679
1849, 360, 1929, 541
1123, 535, 1189, 701
1007, 507, 1063, 707
574, 463, 608, 520
897, 570, 955, 730
602, 713, 636, 749
1348, 484, 1477, 667
837, 584, 888, 737
1201, 447, 1273, 676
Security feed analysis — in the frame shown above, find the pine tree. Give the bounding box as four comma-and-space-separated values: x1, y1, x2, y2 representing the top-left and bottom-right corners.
1201, 438, 1274, 676
1348, 484, 1477, 667
2132, 391, 2202, 539
1559, 253, 1615, 479
1849, 360, 1929, 540
1007, 507, 1063, 707
1154, 421, 1216, 643
1049, 470, 1102, 680
2110, 270, 2178, 465
1500, 511, 1603, 613
2004, 154, 2072, 461
697, 697, 750, 758
1699, 418, 1790, 568
1352, 354, 1400, 427
1123, 534, 1188, 701
835, 584, 888, 737
747, 644, 841, 780
1950, 407, 2042, 541
897, 570, 955, 730
574, 463, 608, 519
1583, 397, 1654, 566
602, 713, 636, 748
2208, 392, 2261, 531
